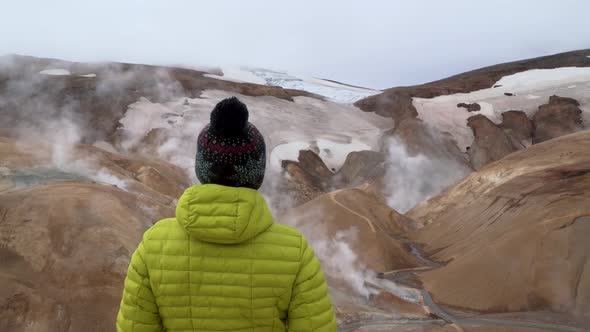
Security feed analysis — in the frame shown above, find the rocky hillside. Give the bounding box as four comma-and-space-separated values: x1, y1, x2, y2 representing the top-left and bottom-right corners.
355, 49, 590, 120
0, 55, 321, 144
408, 131, 590, 322
353, 49, 590, 174
0, 137, 188, 331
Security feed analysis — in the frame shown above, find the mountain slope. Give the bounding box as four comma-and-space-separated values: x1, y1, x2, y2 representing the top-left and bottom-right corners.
407, 131, 590, 316
2, 51, 590, 331
355, 49, 590, 120
353, 49, 590, 174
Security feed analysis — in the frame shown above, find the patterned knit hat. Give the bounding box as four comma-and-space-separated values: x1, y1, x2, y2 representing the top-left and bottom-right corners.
195, 97, 266, 189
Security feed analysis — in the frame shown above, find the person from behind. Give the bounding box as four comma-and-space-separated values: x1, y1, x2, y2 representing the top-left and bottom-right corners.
117, 97, 337, 331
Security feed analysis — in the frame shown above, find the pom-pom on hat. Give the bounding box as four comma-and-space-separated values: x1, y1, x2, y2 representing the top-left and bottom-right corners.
195, 97, 266, 189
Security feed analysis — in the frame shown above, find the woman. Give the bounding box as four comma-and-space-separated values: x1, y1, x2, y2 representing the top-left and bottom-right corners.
117, 97, 336, 332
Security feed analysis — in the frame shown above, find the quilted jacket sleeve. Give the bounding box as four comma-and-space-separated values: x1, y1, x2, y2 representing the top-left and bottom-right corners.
116, 241, 163, 332
287, 236, 337, 331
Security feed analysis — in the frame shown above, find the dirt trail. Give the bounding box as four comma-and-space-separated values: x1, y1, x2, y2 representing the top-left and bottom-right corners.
329, 191, 376, 232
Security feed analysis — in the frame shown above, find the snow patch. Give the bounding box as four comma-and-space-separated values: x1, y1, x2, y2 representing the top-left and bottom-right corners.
251, 69, 379, 104
415, 68, 590, 151
39, 69, 71, 76
493, 67, 590, 90
270, 142, 311, 170
118, 90, 391, 181
475, 101, 501, 123
306, 77, 378, 93
269, 138, 371, 172
79, 73, 97, 78
204, 67, 267, 85
203, 67, 379, 103
414, 97, 475, 152
316, 138, 371, 171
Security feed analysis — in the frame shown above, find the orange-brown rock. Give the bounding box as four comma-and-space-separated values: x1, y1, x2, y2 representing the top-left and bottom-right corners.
0, 134, 193, 331
499, 110, 533, 148
533, 95, 583, 144
0, 182, 174, 332
467, 114, 518, 169
0, 55, 322, 145
281, 149, 334, 204
457, 102, 481, 112
281, 161, 326, 205
296, 150, 334, 185
336, 150, 386, 187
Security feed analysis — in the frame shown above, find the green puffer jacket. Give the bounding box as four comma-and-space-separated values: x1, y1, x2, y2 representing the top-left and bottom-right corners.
117, 184, 336, 331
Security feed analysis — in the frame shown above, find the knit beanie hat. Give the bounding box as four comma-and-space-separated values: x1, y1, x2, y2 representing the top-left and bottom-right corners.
195, 97, 266, 189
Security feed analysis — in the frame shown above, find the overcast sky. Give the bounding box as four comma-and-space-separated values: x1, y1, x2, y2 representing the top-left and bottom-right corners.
1, 0, 589, 89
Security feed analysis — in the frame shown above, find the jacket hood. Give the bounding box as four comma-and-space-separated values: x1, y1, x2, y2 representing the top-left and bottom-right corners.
175, 184, 274, 244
